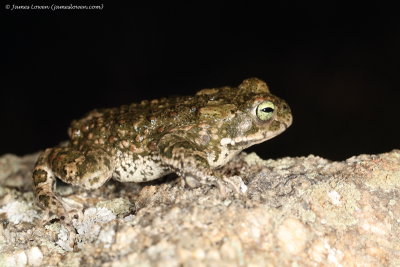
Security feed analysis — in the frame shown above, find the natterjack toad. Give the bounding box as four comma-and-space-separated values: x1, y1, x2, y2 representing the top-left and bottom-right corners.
33, 78, 292, 222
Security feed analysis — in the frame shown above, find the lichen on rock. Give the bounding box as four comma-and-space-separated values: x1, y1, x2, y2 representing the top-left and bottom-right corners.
0, 150, 399, 266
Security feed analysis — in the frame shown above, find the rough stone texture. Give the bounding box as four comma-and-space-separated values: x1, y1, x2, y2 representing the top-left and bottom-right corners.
1, 150, 399, 266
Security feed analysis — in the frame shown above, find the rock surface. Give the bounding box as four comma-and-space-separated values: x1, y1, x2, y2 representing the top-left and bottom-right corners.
0, 150, 399, 266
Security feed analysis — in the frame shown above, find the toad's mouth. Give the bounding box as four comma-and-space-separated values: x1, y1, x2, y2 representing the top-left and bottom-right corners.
220, 121, 290, 149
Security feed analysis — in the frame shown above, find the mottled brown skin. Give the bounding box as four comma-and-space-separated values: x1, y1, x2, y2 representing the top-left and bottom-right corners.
33, 78, 292, 224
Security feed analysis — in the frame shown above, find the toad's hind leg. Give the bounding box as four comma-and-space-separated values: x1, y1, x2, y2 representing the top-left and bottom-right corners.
33, 147, 115, 221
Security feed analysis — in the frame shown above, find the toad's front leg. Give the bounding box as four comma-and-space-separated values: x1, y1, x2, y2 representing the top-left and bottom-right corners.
158, 134, 246, 194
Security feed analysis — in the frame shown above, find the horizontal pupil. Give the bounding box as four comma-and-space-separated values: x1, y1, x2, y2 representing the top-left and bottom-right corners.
262, 107, 274, 113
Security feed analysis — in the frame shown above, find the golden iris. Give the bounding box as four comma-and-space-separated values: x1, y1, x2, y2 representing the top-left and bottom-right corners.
256, 101, 275, 121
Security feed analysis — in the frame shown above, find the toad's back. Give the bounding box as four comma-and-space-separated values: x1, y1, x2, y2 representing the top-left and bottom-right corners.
67, 95, 207, 154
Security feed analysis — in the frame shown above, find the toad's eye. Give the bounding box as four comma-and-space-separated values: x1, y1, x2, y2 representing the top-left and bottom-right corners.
256, 101, 275, 121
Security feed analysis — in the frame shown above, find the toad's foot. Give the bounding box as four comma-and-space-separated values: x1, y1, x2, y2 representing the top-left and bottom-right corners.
159, 135, 247, 196
217, 176, 248, 196
41, 202, 82, 250
184, 174, 247, 196
40, 197, 83, 249
41, 197, 83, 223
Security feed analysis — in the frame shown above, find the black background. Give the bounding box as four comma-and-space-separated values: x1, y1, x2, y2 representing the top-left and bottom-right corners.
2, 3, 399, 161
